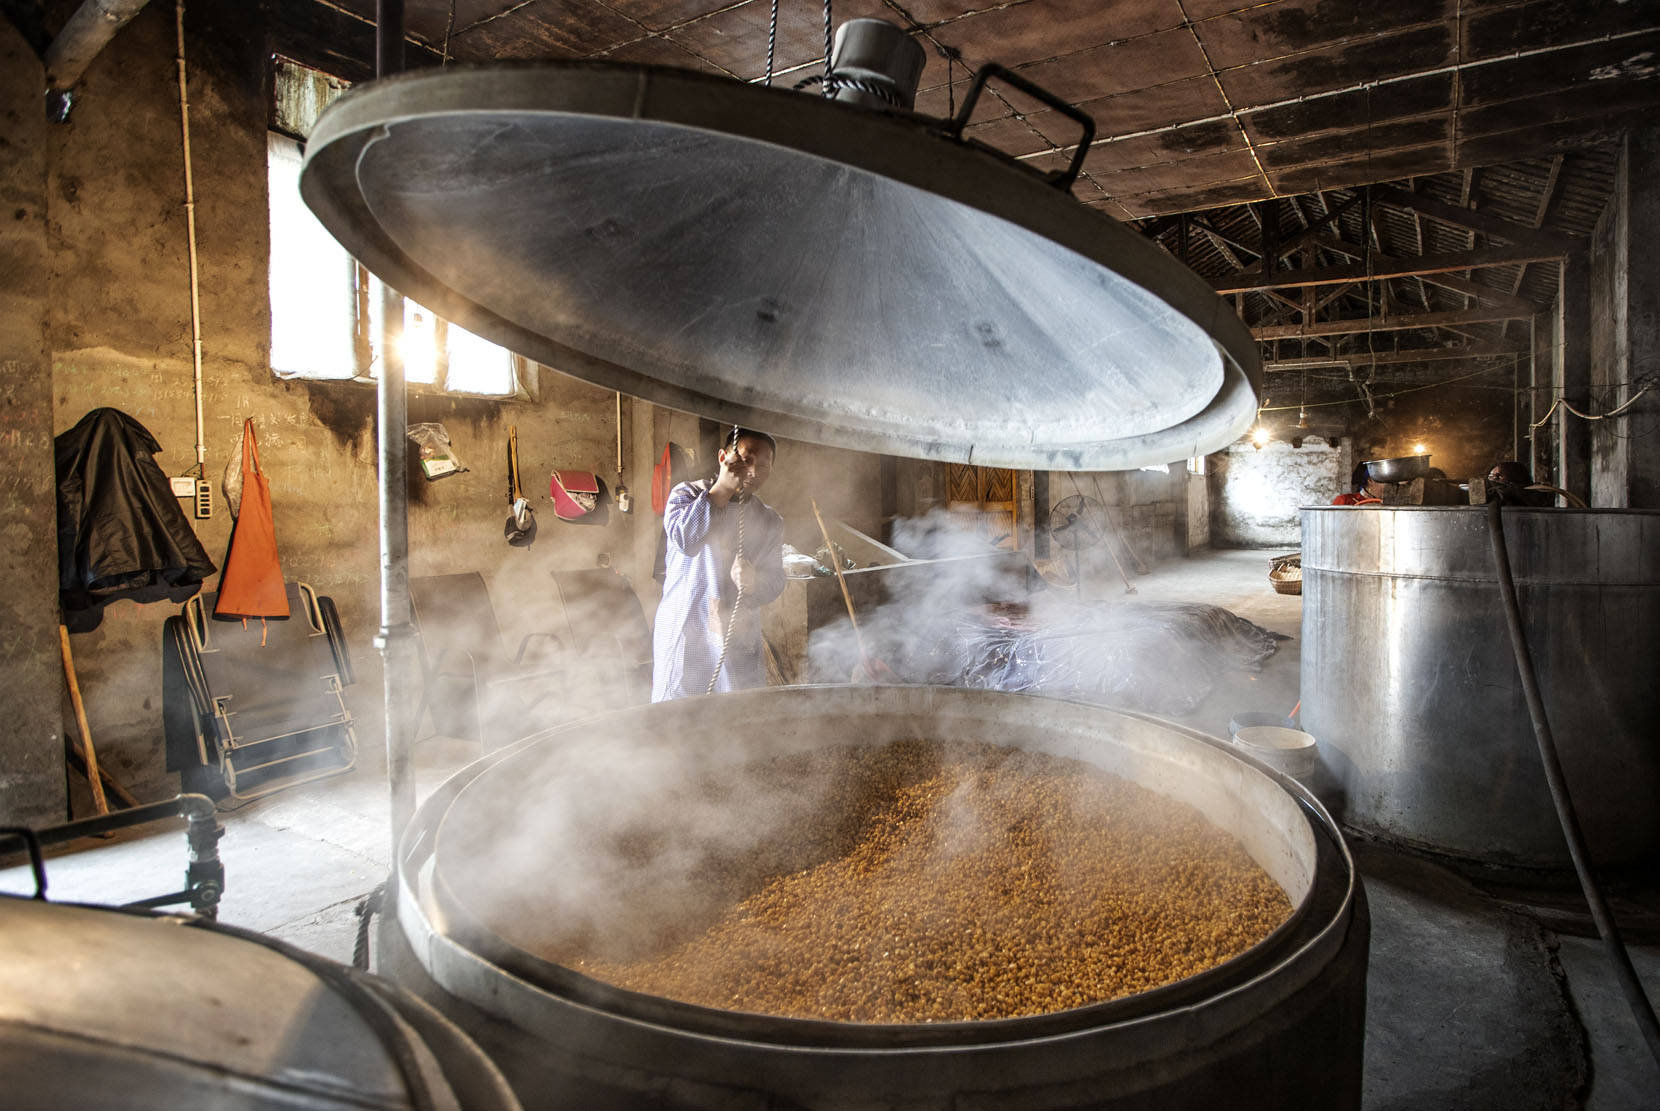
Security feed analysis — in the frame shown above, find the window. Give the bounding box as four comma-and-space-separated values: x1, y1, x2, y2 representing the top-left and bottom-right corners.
267, 58, 530, 398
1187, 456, 1206, 475
1138, 463, 1171, 474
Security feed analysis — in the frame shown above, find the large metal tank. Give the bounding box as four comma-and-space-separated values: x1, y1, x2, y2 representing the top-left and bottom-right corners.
382, 684, 1367, 1110
0, 895, 520, 1109
1301, 506, 1660, 871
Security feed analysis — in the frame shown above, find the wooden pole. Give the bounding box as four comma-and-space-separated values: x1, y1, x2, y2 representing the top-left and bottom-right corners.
59, 626, 110, 816
810, 498, 872, 670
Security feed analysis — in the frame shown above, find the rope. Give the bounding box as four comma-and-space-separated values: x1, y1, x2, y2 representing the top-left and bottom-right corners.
705, 497, 746, 695
765, 0, 777, 86
793, 72, 904, 106
822, 0, 834, 93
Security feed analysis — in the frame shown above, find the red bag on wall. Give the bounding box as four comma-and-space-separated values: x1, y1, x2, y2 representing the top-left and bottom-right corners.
214, 419, 289, 619
651, 442, 673, 515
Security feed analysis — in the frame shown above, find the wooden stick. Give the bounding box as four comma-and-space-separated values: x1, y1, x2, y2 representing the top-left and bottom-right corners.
1089, 476, 1149, 575
63, 740, 140, 809
1097, 524, 1138, 595
59, 625, 110, 816
809, 499, 871, 669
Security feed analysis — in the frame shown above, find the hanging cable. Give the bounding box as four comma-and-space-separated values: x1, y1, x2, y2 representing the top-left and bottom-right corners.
1260, 363, 1514, 411
1530, 385, 1651, 429
706, 425, 747, 696
764, 0, 777, 86
822, 0, 834, 93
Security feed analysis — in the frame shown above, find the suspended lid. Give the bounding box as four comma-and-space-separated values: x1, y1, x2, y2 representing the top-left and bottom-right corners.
300, 63, 1260, 470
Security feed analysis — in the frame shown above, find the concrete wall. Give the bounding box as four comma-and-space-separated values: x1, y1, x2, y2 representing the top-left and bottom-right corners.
6, 2, 882, 813
1349, 386, 1518, 483
1210, 437, 1351, 549
0, 21, 67, 825
1589, 129, 1660, 508
1038, 468, 1188, 582
1185, 470, 1210, 551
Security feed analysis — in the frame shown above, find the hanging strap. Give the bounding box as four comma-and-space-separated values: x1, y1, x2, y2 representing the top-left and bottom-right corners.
241, 418, 262, 479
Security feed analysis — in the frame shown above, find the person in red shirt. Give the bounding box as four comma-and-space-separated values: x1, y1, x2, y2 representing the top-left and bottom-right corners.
1332, 462, 1385, 505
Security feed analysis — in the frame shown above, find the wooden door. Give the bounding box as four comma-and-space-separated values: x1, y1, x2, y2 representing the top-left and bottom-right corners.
946, 464, 1018, 549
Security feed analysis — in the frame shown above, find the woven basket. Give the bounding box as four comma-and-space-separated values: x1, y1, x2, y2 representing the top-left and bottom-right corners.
1268, 553, 1303, 596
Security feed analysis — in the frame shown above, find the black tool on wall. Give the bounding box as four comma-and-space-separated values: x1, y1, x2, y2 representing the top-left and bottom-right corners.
504, 425, 535, 547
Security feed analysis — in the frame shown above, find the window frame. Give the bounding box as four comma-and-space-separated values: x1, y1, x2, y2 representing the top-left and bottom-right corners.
267, 56, 537, 402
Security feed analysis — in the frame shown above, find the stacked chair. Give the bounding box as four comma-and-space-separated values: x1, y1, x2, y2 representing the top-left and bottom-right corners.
408, 569, 653, 751
163, 582, 357, 803
408, 571, 570, 751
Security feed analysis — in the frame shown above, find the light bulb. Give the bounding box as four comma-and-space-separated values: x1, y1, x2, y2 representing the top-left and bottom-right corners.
1251, 426, 1271, 448
1412, 442, 1427, 455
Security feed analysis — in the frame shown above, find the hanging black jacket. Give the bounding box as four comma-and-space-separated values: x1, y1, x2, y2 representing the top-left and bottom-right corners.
56, 408, 216, 630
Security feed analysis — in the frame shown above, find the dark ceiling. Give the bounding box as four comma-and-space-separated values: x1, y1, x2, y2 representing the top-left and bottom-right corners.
267, 0, 1657, 407
284, 0, 1660, 219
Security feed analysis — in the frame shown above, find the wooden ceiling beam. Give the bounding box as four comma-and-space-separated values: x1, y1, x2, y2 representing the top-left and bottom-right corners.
1370, 185, 1579, 254
1194, 223, 1248, 271
1313, 282, 1358, 314
1264, 341, 1525, 369
1252, 305, 1532, 340
1213, 244, 1567, 293
1250, 192, 1365, 270
1417, 269, 1543, 314
1189, 215, 1260, 260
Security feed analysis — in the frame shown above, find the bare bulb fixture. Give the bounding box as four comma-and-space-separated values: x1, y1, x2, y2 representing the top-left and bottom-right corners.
1412, 442, 1427, 455
1251, 426, 1271, 449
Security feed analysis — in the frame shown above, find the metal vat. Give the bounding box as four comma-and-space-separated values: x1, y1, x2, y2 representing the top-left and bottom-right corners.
383, 684, 1367, 1110
1301, 506, 1660, 870
0, 896, 519, 1110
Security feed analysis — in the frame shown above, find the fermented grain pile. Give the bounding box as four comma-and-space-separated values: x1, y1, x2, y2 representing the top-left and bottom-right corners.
556, 740, 1290, 1023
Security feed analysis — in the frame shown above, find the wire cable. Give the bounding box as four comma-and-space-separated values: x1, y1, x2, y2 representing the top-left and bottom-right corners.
1259, 363, 1511, 410
1529, 385, 1651, 429
705, 497, 746, 695
706, 425, 747, 695
764, 0, 777, 86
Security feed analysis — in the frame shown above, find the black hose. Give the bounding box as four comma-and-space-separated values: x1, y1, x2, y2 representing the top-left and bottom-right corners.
1485, 500, 1660, 1065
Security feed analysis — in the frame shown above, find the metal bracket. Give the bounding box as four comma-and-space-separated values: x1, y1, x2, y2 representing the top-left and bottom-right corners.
0, 795, 225, 918
939, 62, 1096, 194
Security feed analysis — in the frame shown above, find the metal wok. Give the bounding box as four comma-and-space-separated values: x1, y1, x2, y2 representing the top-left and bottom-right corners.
1364, 454, 1431, 483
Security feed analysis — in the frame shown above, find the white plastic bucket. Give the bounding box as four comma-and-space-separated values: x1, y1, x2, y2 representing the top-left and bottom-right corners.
1233, 726, 1319, 780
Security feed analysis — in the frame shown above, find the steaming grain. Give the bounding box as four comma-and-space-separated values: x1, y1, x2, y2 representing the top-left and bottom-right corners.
557, 740, 1290, 1024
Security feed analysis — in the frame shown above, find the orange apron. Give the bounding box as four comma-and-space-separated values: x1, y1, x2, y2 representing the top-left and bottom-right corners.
214, 419, 289, 618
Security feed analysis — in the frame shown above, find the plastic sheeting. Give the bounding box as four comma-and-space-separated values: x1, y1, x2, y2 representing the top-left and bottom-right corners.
922, 601, 1287, 716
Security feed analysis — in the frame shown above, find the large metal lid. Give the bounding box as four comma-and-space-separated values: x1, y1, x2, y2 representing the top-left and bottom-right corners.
301, 63, 1260, 470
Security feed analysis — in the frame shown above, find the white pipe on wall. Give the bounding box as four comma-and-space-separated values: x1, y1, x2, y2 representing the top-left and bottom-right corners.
174, 1, 206, 476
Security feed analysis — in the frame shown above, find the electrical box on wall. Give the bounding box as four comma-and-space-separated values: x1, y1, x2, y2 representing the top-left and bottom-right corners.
194, 479, 213, 520
170, 476, 195, 497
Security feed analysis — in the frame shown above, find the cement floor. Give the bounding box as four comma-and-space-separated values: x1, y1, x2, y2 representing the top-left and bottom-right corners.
4, 547, 1656, 1107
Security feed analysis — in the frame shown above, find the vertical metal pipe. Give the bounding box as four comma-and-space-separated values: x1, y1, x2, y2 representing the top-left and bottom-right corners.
373, 0, 417, 852
1557, 254, 1592, 502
